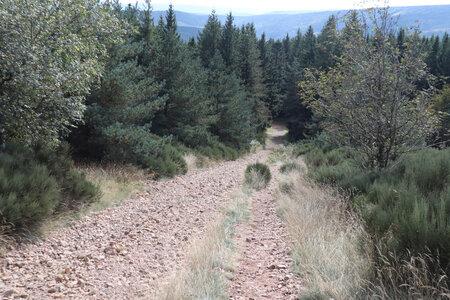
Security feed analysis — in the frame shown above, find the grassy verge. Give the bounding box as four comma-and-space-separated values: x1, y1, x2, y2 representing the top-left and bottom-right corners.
285, 139, 450, 298
161, 189, 251, 299
39, 163, 146, 235
276, 157, 372, 299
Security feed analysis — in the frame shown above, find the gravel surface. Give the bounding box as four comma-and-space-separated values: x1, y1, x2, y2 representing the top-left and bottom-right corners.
0, 151, 269, 300
228, 163, 302, 300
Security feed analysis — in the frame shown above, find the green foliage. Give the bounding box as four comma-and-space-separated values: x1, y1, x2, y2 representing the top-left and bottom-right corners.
245, 163, 271, 190
303, 144, 450, 268
432, 85, 450, 145
0, 148, 58, 229
0, 0, 123, 144
301, 8, 438, 168
0, 143, 99, 231
32, 142, 99, 209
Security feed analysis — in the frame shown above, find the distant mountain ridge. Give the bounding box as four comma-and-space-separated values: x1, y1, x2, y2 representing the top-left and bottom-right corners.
152, 5, 450, 41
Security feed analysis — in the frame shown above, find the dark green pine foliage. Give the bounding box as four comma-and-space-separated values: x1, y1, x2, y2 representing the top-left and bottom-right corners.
152, 5, 213, 148
264, 40, 287, 117
426, 36, 440, 76
439, 33, 450, 79
235, 24, 270, 134
316, 15, 341, 70
220, 13, 236, 69
207, 53, 255, 149
198, 11, 222, 67
70, 3, 186, 176
78, 4, 167, 161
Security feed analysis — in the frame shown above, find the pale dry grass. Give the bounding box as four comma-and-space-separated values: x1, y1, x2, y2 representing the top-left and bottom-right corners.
244, 169, 268, 191
277, 161, 373, 299
183, 153, 198, 173
79, 163, 146, 212
161, 189, 251, 300
39, 163, 146, 235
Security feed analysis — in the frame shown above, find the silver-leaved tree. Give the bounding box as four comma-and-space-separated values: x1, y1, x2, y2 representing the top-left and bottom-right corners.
0, 0, 123, 145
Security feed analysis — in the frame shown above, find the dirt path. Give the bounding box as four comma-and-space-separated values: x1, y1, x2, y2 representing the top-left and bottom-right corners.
227, 160, 301, 300
0, 151, 269, 299
0, 124, 301, 299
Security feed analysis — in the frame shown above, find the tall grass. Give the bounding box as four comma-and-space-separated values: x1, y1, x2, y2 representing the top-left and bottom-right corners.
161, 189, 251, 299
276, 161, 372, 299
299, 141, 450, 298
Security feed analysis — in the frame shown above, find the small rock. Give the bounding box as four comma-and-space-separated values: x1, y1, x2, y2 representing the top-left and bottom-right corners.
245, 238, 252, 243
3, 289, 16, 297
103, 247, 115, 255
55, 275, 64, 282
48, 288, 57, 294
52, 293, 65, 299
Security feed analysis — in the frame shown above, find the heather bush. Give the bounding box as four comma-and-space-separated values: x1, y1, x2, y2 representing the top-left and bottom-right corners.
303, 144, 450, 269
0, 143, 100, 231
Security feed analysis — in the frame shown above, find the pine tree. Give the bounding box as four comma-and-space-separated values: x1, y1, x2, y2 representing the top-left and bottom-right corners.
427, 36, 440, 75
207, 53, 255, 149
439, 33, 450, 79
235, 24, 270, 131
316, 15, 340, 69
198, 10, 222, 67
70, 3, 169, 166
152, 6, 213, 146
220, 13, 236, 69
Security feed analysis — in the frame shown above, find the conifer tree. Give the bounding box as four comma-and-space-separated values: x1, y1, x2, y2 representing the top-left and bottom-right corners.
316, 15, 341, 69
235, 24, 270, 131
220, 13, 236, 69
152, 6, 213, 146
198, 11, 222, 67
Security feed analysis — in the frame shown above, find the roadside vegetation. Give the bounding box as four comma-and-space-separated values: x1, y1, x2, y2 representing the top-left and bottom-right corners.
277, 5, 450, 299
276, 156, 372, 299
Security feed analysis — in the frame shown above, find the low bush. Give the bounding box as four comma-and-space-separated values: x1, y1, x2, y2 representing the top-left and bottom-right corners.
0, 143, 100, 231
244, 163, 271, 190
280, 162, 304, 174
302, 143, 450, 291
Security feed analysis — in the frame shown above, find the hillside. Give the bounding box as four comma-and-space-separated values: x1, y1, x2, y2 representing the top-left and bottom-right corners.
153, 4, 450, 40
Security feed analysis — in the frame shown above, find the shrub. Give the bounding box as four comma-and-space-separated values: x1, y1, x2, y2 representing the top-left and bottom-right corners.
245, 163, 271, 190
32, 142, 100, 209
0, 142, 100, 231
280, 162, 304, 174
0, 149, 59, 229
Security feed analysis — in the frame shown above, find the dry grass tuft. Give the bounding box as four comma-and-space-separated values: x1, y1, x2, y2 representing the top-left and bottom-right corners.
277, 158, 373, 299
161, 189, 250, 300
79, 163, 146, 212
182, 153, 198, 173
367, 249, 450, 299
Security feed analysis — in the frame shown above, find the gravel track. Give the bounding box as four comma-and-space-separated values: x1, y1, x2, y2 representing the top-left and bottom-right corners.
228, 163, 301, 300
0, 151, 269, 299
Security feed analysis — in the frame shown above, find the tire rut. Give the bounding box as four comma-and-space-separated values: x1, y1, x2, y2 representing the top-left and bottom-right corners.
228, 163, 302, 300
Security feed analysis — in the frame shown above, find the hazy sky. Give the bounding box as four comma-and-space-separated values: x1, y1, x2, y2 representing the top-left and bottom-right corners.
120, 0, 450, 14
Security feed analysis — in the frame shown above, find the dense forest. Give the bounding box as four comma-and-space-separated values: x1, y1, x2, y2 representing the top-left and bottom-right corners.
1, 0, 449, 298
